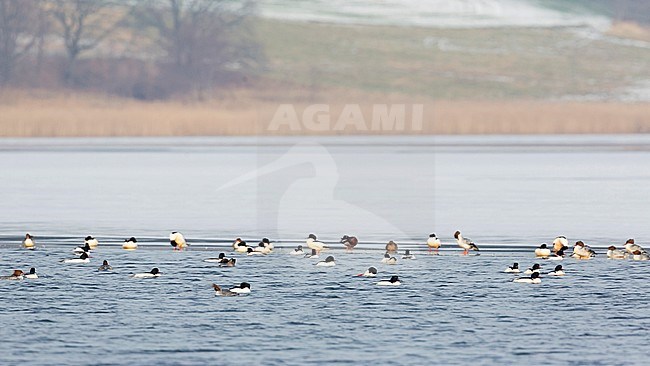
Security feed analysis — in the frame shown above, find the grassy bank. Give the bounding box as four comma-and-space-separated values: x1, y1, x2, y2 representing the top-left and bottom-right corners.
1, 90, 649, 136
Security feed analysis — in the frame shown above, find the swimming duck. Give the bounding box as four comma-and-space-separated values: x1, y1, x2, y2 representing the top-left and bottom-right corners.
122, 237, 138, 250
524, 263, 541, 274
254, 242, 272, 254
131, 268, 161, 278
427, 233, 441, 253
22, 233, 35, 249
73, 243, 91, 255
385, 240, 398, 253
553, 236, 568, 253
204, 253, 229, 263
170, 231, 187, 250
84, 236, 99, 249
340, 235, 358, 252
624, 239, 646, 255
606, 246, 627, 259
504, 263, 520, 273
25, 268, 38, 279
548, 246, 568, 260
632, 250, 650, 261
513, 272, 541, 284
381, 252, 392, 263
213, 284, 238, 297
304, 249, 319, 259
261, 237, 274, 251
357, 267, 378, 277
289, 245, 305, 255
316, 255, 336, 267
377, 275, 401, 286
535, 243, 551, 258
572, 241, 595, 259
62, 252, 90, 264
306, 234, 326, 254
98, 260, 112, 271
220, 258, 237, 267
0, 270, 24, 280
247, 247, 265, 256
229, 282, 251, 294
548, 265, 565, 276
402, 250, 416, 260
454, 231, 479, 255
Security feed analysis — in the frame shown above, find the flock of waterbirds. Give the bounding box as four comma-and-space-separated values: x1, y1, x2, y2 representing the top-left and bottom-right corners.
3, 231, 648, 291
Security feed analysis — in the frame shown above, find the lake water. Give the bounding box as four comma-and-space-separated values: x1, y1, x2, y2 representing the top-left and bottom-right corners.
1, 135, 649, 365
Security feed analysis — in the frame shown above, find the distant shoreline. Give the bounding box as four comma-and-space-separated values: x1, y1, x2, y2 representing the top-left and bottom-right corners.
1, 92, 648, 137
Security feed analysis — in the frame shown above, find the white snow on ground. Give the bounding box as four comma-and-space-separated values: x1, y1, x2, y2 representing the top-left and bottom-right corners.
259, 0, 610, 29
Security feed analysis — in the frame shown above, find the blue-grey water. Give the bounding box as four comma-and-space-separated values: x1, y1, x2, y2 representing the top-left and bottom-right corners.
1, 135, 650, 365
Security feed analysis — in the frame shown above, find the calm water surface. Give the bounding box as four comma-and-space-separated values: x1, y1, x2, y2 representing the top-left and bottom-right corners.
1, 136, 649, 365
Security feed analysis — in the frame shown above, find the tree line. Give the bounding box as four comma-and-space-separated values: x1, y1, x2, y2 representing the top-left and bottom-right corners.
0, 0, 261, 100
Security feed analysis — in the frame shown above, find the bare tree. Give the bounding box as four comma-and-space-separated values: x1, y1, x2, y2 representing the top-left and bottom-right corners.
0, 0, 41, 85
134, 0, 261, 98
46, 0, 128, 85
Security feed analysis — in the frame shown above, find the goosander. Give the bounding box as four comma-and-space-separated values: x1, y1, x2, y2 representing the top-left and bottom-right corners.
289, 245, 305, 255
385, 240, 398, 253
213, 284, 238, 297
304, 249, 319, 259
122, 237, 138, 250
381, 252, 391, 263
254, 242, 272, 254
340, 235, 358, 252
504, 263, 520, 273
98, 260, 112, 271
377, 275, 401, 286
170, 231, 187, 250
229, 282, 251, 294
572, 241, 595, 259
535, 243, 551, 258
306, 234, 327, 254
402, 250, 416, 260
25, 268, 38, 279
524, 263, 541, 274
513, 272, 541, 284
247, 247, 264, 256
131, 268, 161, 278
548, 265, 565, 276
22, 233, 35, 249
234, 240, 249, 253
553, 236, 568, 253
427, 233, 441, 253
204, 253, 229, 263
316, 255, 336, 267
73, 243, 91, 255
1, 270, 24, 280
606, 246, 627, 259
454, 231, 479, 255
84, 236, 99, 249
220, 258, 237, 267
62, 252, 90, 264
624, 239, 646, 255
261, 237, 274, 251
548, 246, 567, 260
357, 267, 378, 277
632, 250, 650, 261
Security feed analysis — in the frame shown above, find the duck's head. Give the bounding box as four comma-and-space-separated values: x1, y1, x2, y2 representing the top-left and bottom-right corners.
262, 238, 270, 244
79, 253, 89, 260
607, 246, 617, 251
531, 272, 540, 279
429, 233, 436, 238
12, 270, 24, 277
368, 267, 377, 274
340, 235, 349, 243
127, 237, 137, 243
575, 241, 585, 247
29, 268, 36, 275
218, 253, 225, 259
454, 231, 461, 239
384, 252, 390, 258
554, 265, 563, 271
150, 268, 160, 275
532, 263, 540, 270
308, 234, 317, 240
240, 282, 251, 289
247, 247, 254, 253
325, 256, 335, 263
296, 245, 303, 250
25, 233, 33, 239
512, 262, 519, 269
626, 238, 635, 244
540, 243, 547, 249
102, 260, 109, 266
85, 236, 94, 241
390, 275, 399, 283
